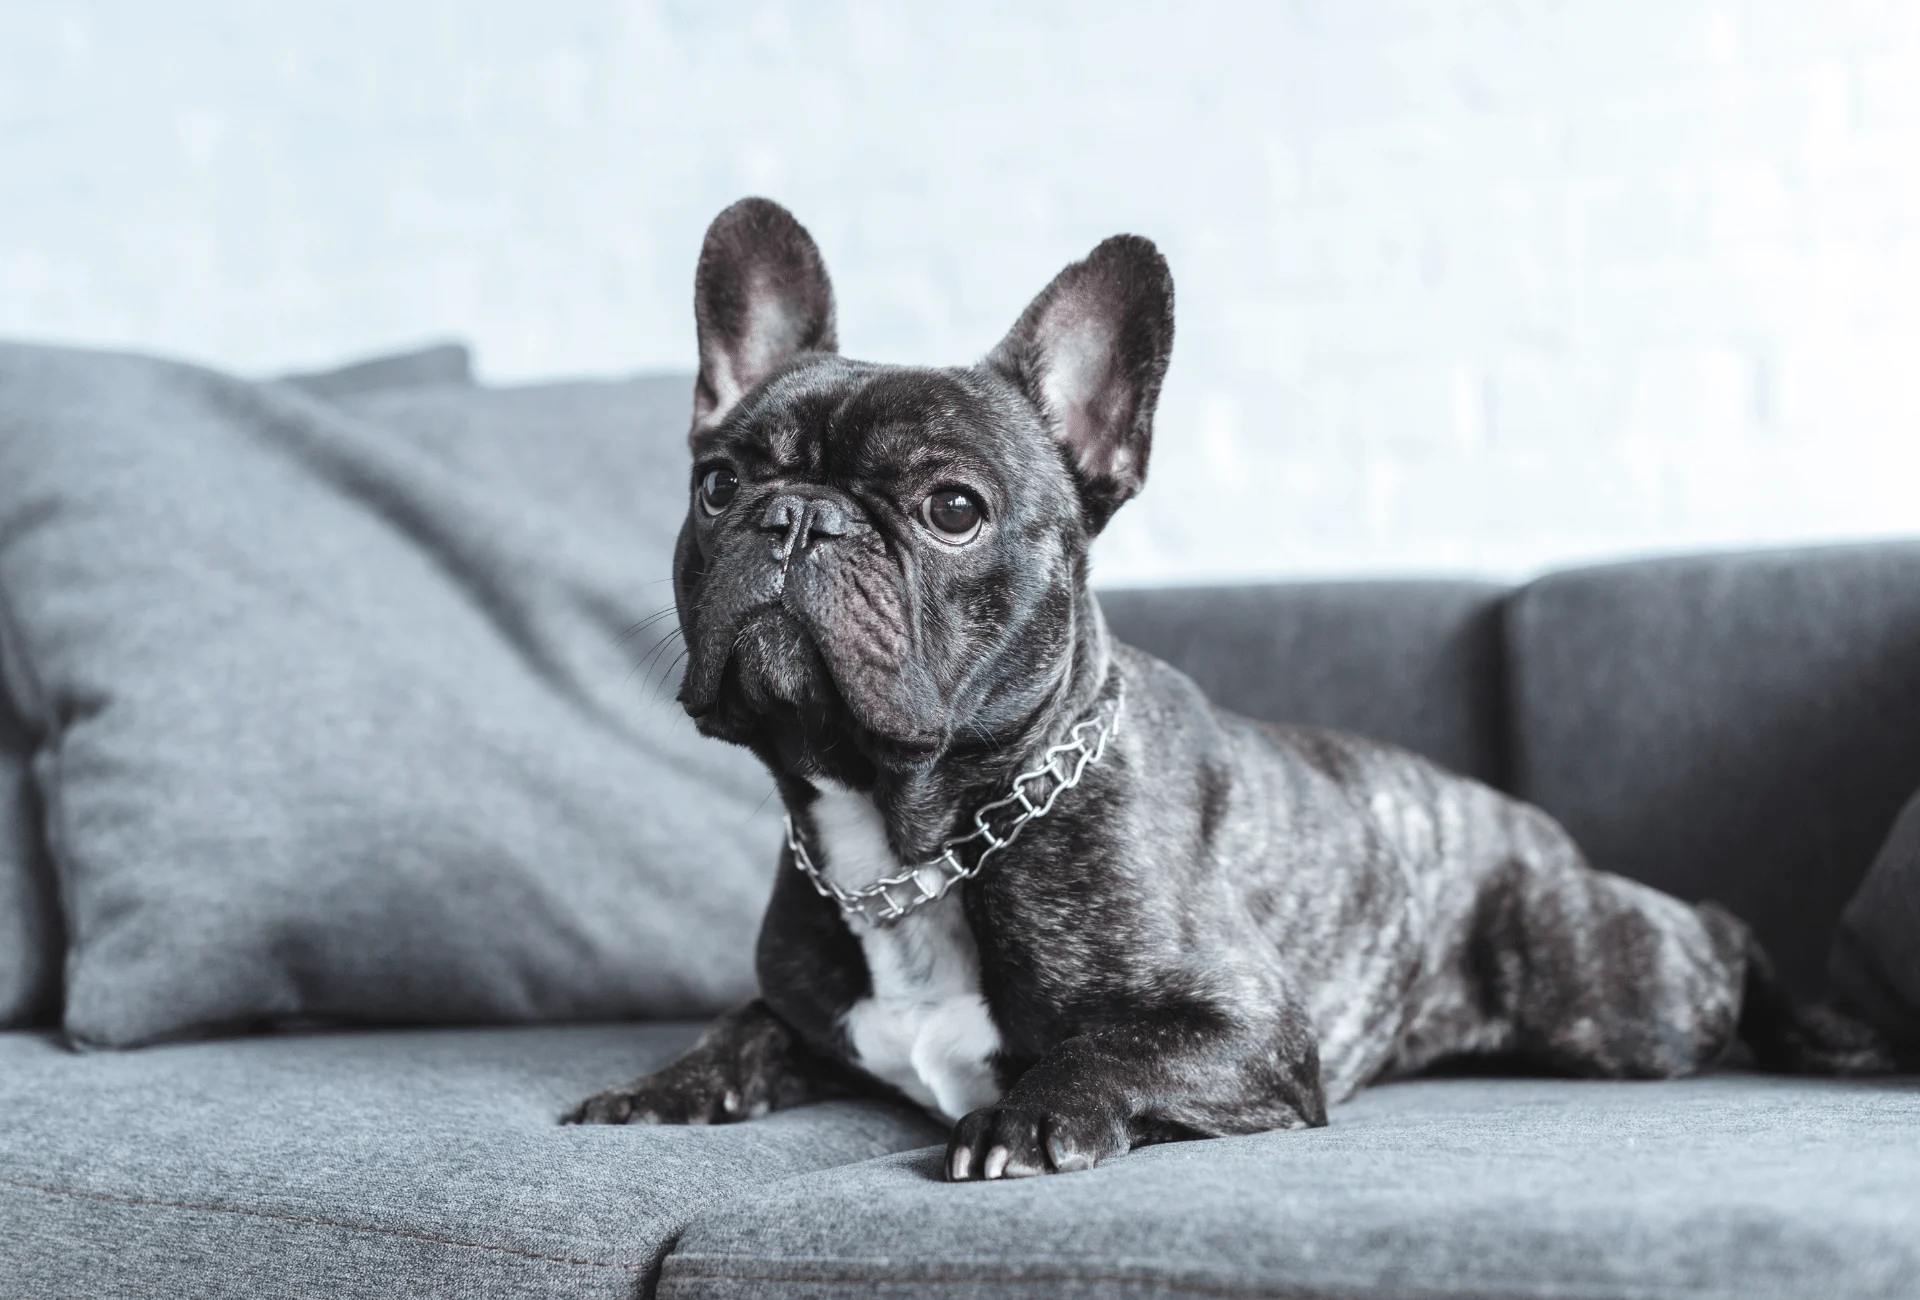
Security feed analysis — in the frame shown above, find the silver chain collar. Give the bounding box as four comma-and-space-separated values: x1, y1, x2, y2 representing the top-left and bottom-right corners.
783, 683, 1126, 929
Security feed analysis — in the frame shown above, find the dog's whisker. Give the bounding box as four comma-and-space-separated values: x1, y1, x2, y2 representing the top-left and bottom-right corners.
614, 606, 681, 647
628, 630, 685, 688
649, 647, 690, 702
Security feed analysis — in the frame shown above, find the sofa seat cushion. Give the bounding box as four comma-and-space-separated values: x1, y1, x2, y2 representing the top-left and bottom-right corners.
0, 1024, 943, 1299
659, 1073, 1920, 1300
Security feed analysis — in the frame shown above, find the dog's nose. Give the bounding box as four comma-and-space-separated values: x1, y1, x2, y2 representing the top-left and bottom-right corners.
759, 491, 850, 560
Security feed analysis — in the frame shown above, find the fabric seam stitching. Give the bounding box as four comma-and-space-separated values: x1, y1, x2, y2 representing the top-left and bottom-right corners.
663, 1267, 1279, 1297
0, 1173, 646, 1272
659, 1259, 1743, 1300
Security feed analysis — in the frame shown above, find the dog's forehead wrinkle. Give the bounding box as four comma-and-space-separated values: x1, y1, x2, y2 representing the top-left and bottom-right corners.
750, 380, 1011, 505
833, 362, 990, 422
765, 420, 806, 467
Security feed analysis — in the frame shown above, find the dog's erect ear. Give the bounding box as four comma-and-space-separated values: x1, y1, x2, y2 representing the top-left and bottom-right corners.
692, 198, 837, 436
987, 235, 1174, 532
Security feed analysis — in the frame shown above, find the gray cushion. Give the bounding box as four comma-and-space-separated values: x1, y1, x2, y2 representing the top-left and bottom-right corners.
1507, 543, 1920, 998
279, 340, 474, 399
1832, 786, 1920, 1049
0, 1024, 944, 1299
0, 342, 778, 1047
0, 342, 478, 1032
659, 1073, 1920, 1300
1099, 580, 1511, 786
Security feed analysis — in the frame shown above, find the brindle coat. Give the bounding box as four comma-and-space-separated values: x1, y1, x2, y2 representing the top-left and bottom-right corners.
565, 199, 1887, 1179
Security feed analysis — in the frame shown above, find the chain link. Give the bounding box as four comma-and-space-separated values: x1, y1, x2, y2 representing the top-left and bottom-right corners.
784, 683, 1126, 928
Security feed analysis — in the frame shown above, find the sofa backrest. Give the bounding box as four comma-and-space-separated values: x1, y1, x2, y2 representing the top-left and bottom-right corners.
1506, 542, 1920, 999
1103, 540, 1920, 1000
1100, 580, 1511, 786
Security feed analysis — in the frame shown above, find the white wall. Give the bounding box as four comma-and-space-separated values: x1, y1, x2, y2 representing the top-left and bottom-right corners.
4, 1, 1919, 583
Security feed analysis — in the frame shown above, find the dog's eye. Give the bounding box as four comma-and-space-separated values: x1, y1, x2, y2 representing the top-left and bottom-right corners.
699, 468, 739, 515
921, 489, 982, 543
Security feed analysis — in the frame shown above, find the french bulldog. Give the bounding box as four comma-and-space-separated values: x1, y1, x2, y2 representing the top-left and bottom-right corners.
565, 198, 1887, 1179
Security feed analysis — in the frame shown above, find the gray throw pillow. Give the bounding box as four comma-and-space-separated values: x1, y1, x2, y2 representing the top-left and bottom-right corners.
0, 342, 483, 1031
1831, 787, 1920, 1050
0, 341, 778, 1048
0, 339, 487, 1029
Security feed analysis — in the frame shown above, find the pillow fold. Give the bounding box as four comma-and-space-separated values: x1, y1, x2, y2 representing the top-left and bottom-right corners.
1831, 786, 1920, 1050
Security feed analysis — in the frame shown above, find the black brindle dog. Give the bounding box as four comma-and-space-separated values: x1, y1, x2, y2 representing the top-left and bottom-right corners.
566, 198, 1887, 1180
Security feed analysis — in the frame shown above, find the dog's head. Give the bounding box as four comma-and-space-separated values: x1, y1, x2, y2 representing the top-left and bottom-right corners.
673, 198, 1173, 787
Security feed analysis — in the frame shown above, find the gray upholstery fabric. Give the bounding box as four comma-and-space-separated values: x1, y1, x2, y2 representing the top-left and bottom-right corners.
660, 1072, 1920, 1300
0, 683, 58, 1026
0, 342, 778, 1047
0, 1024, 944, 1299
279, 340, 474, 399
1099, 580, 1510, 786
1507, 543, 1920, 998
1833, 786, 1920, 1050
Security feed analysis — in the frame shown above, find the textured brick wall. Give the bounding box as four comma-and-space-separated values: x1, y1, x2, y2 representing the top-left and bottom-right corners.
4, 2, 1918, 582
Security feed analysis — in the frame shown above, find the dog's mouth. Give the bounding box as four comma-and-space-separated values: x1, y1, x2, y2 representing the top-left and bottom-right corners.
681, 604, 942, 772
682, 604, 825, 719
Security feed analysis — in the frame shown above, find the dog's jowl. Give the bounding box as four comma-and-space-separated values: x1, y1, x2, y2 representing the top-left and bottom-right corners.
566, 197, 1889, 1179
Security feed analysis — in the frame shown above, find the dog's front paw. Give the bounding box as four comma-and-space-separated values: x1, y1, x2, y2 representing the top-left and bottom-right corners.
946, 1099, 1127, 1180
562, 1057, 761, 1127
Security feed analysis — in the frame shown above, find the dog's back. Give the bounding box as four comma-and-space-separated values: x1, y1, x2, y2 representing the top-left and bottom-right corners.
1114, 637, 1885, 1097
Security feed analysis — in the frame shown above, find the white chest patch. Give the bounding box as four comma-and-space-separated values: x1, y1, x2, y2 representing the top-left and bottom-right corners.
808, 782, 1004, 1122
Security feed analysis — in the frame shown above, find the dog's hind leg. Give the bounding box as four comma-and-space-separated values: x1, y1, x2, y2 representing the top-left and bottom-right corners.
1463, 812, 1751, 1080
1464, 803, 1892, 1080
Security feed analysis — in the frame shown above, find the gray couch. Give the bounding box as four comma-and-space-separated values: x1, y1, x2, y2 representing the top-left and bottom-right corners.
3, 353, 1918, 1297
